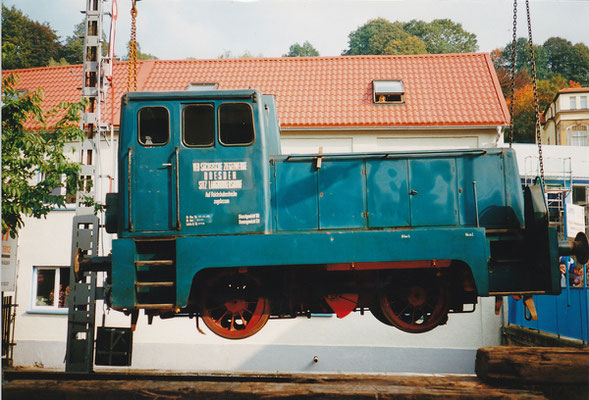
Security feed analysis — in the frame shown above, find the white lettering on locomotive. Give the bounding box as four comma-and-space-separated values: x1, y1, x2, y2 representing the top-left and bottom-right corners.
185, 214, 213, 227
238, 213, 261, 225
195, 161, 248, 196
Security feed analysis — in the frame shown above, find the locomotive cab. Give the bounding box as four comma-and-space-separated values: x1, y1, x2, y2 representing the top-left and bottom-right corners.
109, 89, 280, 236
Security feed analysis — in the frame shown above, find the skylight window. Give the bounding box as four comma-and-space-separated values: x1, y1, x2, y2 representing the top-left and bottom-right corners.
373, 80, 404, 104
186, 82, 219, 91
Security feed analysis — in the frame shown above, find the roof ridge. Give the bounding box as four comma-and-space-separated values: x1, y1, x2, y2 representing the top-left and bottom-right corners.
3, 63, 84, 73
149, 52, 488, 64
3, 52, 490, 74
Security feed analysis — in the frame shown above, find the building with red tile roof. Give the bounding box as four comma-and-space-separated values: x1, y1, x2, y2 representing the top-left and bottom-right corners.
7, 53, 509, 150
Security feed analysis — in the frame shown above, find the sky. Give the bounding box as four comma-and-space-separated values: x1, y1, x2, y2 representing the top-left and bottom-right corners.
4, 0, 589, 60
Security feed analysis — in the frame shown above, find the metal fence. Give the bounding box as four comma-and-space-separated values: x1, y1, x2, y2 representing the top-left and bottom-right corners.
2, 295, 16, 364
508, 264, 589, 343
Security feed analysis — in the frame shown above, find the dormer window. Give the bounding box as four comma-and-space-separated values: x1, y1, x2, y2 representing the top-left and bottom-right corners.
373, 80, 404, 104
186, 82, 218, 91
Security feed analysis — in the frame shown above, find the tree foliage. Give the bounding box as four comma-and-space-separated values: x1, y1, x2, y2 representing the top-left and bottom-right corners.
123, 41, 159, 61
403, 19, 478, 54
2, 5, 62, 69
61, 22, 86, 65
343, 18, 427, 56
283, 41, 320, 57
342, 17, 479, 56
506, 75, 574, 143
543, 37, 589, 85
493, 37, 589, 87
1, 74, 86, 237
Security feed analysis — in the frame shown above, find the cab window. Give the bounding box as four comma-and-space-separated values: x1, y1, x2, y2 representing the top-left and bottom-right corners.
138, 106, 169, 146
183, 104, 215, 147
218, 103, 254, 146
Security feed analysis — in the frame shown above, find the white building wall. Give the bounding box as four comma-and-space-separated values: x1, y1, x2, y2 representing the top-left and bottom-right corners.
281, 128, 501, 154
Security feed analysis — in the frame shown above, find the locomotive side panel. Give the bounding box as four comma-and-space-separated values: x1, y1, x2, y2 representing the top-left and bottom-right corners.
272, 149, 521, 232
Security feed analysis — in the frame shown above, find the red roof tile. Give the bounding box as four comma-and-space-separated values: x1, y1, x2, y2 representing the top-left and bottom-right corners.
6, 53, 509, 130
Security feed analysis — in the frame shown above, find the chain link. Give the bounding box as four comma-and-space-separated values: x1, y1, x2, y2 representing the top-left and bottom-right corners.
127, 0, 138, 92
508, 0, 518, 148
525, 0, 545, 191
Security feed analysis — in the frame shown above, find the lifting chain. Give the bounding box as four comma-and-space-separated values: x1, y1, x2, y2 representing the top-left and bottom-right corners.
508, 0, 518, 147
525, 0, 545, 192
509, 0, 545, 191
127, 0, 138, 92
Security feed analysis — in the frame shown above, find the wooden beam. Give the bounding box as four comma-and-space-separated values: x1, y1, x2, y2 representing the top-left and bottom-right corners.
476, 346, 589, 384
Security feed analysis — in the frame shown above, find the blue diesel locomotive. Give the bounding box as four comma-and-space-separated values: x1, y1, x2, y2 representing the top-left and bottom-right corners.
95, 89, 588, 339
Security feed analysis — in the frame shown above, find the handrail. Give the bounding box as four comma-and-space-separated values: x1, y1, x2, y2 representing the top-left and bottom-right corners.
281, 149, 487, 162
127, 147, 134, 232
175, 147, 181, 230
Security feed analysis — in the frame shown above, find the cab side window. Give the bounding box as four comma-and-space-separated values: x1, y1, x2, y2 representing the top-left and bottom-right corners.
138, 106, 169, 146
183, 104, 214, 147
218, 103, 254, 146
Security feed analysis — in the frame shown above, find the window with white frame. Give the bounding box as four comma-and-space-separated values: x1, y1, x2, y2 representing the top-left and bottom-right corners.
32, 266, 70, 311
567, 124, 588, 146
581, 96, 587, 109
373, 80, 405, 104
569, 96, 577, 109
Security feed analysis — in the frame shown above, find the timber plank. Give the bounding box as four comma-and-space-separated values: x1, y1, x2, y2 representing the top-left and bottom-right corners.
476, 346, 589, 384
2, 374, 548, 400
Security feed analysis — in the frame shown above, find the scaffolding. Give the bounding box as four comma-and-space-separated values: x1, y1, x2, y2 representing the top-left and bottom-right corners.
65, 0, 113, 373
523, 154, 573, 240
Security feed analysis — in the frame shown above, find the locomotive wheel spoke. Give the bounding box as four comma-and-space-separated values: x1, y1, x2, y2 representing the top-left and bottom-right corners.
200, 273, 270, 339
378, 276, 449, 333
238, 312, 247, 327
214, 310, 230, 325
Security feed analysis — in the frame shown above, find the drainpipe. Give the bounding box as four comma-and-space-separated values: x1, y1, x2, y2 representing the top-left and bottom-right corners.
496, 126, 504, 147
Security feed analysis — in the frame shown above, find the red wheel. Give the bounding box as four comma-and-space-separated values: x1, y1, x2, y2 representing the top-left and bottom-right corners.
378, 276, 449, 333
200, 273, 269, 339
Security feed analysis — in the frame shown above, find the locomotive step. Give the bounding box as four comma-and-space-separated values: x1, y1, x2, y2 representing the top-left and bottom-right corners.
135, 260, 174, 266
135, 281, 174, 287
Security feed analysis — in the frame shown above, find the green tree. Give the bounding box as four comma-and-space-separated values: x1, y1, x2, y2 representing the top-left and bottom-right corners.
61, 21, 85, 65
494, 37, 549, 80
283, 41, 320, 57
1, 5, 63, 69
544, 37, 589, 85
342, 18, 427, 55
124, 41, 158, 61
1, 74, 86, 236
403, 19, 478, 54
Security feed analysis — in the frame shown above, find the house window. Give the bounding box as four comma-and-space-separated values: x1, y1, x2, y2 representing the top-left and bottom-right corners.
569, 96, 577, 109
32, 267, 69, 311
573, 185, 587, 206
580, 96, 587, 109
373, 80, 404, 104
567, 124, 588, 146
